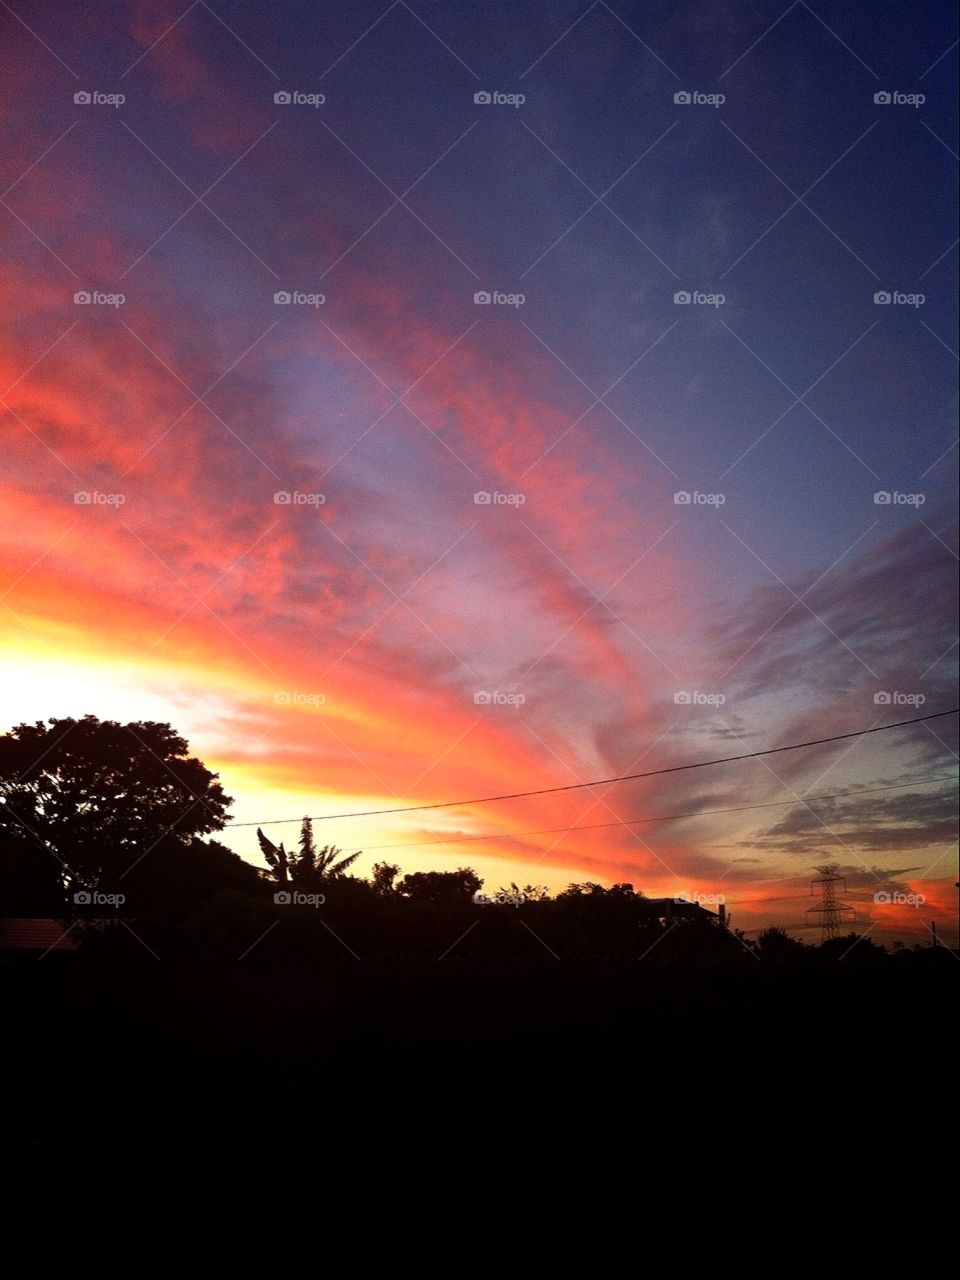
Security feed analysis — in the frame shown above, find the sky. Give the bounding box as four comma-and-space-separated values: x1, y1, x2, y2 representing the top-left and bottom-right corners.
1, 0, 957, 944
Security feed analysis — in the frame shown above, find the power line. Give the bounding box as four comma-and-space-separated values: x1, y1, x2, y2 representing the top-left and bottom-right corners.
350, 774, 957, 853
227, 708, 958, 827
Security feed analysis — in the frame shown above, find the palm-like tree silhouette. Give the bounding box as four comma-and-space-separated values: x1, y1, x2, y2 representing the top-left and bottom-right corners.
257, 817, 360, 886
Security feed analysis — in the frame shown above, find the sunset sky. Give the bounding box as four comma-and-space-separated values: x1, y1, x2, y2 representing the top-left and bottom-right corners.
1, 0, 957, 943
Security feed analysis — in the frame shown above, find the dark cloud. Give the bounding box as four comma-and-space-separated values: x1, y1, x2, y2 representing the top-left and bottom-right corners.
758, 783, 957, 856
710, 518, 957, 739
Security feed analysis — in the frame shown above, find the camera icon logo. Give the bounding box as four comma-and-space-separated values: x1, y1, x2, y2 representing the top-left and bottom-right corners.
274, 91, 292, 104
474, 290, 491, 304
674, 91, 691, 105
673, 290, 691, 304
74, 90, 91, 105
873, 291, 891, 305
874, 91, 891, 105
873, 491, 891, 505
873, 890, 891, 903
673, 491, 691, 505
274, 891, 291, 904
74, 290, 91, 304
673, 691, 692, 704
74, 890, 91, 904
473, 491, 492, 504
874, 691, 892, 704
474, 91, 491, 105
474, 691, 492, 704
274, 290, 292, 304
73, 491, 92, 504
273, 491, 292, 504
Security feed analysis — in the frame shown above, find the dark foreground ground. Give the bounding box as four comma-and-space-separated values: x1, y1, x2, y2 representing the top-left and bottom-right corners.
4, 952, 954, 1276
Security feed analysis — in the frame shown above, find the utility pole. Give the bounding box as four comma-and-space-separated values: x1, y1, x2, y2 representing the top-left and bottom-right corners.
806, 863, 855, 943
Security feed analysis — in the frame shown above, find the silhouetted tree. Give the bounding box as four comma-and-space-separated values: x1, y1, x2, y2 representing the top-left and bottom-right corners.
0, 716, 231, 903
399, 868, 482, 904
558, 882, 642, 901
257, 827, 291, 882
494, 882, 551, 904
297, 815, 317, 879
755, 926, 806, 960
120, 836, 262, 918
370, 861, 401, 896
819, 931, 887, 961
558, 881, 607, 898
258, 820, 360, 887
313, 842, 360, 882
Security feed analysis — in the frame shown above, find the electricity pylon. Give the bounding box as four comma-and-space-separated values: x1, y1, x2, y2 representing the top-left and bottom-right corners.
806, 863, 855, 943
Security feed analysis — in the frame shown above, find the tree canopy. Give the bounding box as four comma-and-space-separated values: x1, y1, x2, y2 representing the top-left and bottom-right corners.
0, 715, 233, 907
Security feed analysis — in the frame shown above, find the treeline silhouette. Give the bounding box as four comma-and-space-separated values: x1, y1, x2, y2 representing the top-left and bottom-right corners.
0, 714, 936, 964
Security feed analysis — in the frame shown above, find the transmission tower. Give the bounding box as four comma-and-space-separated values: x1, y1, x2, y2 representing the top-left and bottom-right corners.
806, 863, 855, 942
